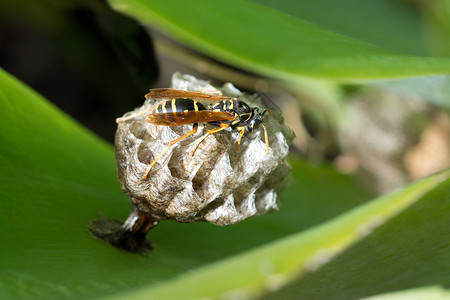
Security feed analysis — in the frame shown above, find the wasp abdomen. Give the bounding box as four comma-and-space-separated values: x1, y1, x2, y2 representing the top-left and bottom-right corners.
152, 98, 206, 114
147, 98, 208, 126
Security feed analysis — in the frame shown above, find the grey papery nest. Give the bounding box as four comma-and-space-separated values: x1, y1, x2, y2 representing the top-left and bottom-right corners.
88, 73, 295, 252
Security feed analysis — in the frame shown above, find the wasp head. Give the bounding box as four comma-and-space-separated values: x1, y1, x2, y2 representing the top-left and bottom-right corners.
247, 107, 269, 131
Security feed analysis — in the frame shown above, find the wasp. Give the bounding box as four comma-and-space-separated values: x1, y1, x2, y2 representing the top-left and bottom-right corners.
117, 88, 270, 179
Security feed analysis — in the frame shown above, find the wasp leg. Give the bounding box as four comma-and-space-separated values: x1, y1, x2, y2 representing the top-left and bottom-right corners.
198, 88, 223, 96
189, 123, 229, 156
143, 124, 198, 179
116, 98, 174, 123
236, 126, 246, 151
116, 107, 154, 123
261, 122, 269, 156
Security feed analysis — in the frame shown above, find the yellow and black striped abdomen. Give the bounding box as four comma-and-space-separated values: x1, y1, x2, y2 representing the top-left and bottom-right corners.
147, 98, 235, 126
152, 98, 206, 114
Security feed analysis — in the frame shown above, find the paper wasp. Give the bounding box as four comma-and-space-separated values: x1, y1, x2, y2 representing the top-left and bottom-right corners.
116, 88, 270, 179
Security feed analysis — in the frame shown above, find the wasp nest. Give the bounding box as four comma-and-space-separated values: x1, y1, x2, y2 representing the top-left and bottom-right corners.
89, 73, 294, 252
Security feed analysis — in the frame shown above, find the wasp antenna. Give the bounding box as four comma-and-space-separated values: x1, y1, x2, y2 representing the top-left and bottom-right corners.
261, 109, 272, 117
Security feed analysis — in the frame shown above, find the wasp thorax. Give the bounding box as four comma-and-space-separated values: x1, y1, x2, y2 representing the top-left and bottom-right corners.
88, 73, 295, 253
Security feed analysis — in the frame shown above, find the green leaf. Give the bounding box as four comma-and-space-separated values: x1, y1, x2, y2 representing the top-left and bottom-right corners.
357, 286, 450, 300
107, 0, 450, 80
264, 172, 450, 300
253, 0, 429, 56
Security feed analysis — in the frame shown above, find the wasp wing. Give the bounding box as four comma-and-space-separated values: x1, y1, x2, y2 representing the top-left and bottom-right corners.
145, 88, 232, 101
117, 89, 233, 123
147, 110, 235, 126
